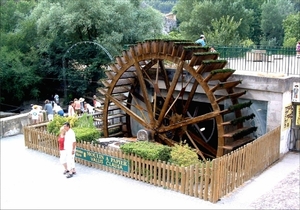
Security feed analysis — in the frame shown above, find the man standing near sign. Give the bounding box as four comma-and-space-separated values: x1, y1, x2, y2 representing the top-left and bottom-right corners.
63, 122, 77, 178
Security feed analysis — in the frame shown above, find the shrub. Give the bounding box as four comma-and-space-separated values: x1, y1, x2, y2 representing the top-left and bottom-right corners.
74, 113, 94, 128
169, 141, 201, 167
120, 141, 171, 161
73, 127, 100, 143
47, 115, 78, 135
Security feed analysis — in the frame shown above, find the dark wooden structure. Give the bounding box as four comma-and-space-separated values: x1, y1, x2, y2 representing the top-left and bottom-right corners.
97, 40, 257, 158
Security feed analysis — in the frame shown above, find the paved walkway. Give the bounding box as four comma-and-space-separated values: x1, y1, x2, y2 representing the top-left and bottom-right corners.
1, 134, 299, 209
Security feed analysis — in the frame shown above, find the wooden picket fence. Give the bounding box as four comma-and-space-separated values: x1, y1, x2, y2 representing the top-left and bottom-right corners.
23, 125, 280, 203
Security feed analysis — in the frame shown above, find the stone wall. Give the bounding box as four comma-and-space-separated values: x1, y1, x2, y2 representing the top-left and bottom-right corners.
0, 113, 31, 138
230, 74, 299, 155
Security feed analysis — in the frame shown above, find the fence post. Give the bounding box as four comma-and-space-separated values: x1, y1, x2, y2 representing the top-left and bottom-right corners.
211, 158, 220, 203
180, 166, 186, 194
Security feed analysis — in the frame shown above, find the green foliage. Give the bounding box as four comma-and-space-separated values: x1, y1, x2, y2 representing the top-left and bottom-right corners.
144, 0, 178, 14
158, 30, 185, 40
47, 115, 79, 135
241, 39, 255, 47
73, 127, 100, 143
74, 113, 94, 128
205, 15, 243, 46
175, 0, 297, 46
176, 0, 253, 44
0, 46, 40, 103
0, 0, 164, 107
120, 141, 171, 161
228, 101, 252, 112
231, 113, 256, 126
261, 0, 296, 46
120, 140, 205, 167
211, 69, 235, 75
0, 0, 40, 104
283, 12, 300, 47
47, 113, 99, 142
284, 37, 298, 48
169, 141, 200, 167
202, 60, 227, 65
232, 127, 258, 140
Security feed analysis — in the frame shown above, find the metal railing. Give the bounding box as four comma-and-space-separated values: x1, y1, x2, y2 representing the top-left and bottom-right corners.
213, 46, 300, 76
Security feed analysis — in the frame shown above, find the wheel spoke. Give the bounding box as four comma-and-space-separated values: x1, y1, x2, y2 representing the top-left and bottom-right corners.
158, 110, 220, 133
157, 133, 177, 146
185, 131, 206, 161
186, 111, 208, 142
182, 80, 199, 115
157, 61, 184, 126
106, 94, 150, 129
165, 70, 198, 117
188, 131, 217, 156
133, 60, 155, 127
128, 91, 150, 123
153, 60, 160, 117
159, 60, 171, 90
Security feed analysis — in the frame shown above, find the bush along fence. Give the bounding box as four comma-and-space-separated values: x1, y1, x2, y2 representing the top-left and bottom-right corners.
23, 125, 280, 203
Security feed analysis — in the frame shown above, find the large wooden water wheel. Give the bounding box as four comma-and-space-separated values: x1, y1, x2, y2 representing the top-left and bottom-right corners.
98, 40, 257, 159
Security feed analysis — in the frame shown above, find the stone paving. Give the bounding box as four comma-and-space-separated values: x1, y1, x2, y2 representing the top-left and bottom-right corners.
1, 134, 299, 209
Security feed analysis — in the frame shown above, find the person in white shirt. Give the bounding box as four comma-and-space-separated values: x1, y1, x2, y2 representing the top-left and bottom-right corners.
84, 102, 95, 114
53, 103, 65, 116
29, 105, 40, 124
54, 93, 59, 104
63, 122, 77, 178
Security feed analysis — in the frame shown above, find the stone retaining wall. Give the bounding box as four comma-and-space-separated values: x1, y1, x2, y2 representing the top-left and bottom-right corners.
0, 113, 31, 138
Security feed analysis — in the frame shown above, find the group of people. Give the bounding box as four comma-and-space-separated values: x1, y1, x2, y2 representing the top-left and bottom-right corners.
29, 99, 64, 124
58, 122, 77, 178
67, 95, 102, 117
67, 97, 95, 117
29, 94, 102, 123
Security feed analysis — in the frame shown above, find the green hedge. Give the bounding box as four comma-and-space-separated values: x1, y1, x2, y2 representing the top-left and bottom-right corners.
120, 140, 204, 166
120, 141, 171, 161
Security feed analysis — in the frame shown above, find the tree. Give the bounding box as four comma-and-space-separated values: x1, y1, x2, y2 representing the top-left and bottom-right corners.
174, 0, 254, 45
240, 0, 264, 45
282, 12, 300, 47
1, 0, 164, 107
260, 0, 295, 46
0, 0, 40, 107
205, 16, 242, 46
173, 0, 201, 25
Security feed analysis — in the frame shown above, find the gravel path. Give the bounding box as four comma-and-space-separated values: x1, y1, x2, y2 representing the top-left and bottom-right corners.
250, 167, 300, 209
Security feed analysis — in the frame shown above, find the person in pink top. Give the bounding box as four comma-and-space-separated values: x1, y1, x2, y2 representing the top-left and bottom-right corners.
58, 126, 68, 175
68, 101, 75, 117
296, 41, 300, 58
74, 98, 81, 115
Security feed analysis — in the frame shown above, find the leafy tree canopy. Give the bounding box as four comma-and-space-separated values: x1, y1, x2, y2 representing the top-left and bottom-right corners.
283, 12, 300, 47
0, 0, 164, 108
175, 0, 253, 45
260, 0, 295, 46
